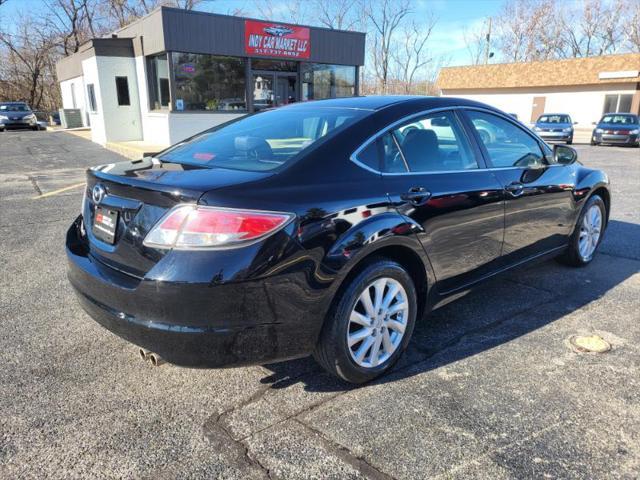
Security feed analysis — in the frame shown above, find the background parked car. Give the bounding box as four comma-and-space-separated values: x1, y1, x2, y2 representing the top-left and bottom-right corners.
33, 111, 52, 130
591, 113, 640, 147
532, 113, 574, 144
0, 102, 39, 131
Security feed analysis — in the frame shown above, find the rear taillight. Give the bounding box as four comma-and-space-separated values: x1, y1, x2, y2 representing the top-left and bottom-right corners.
143, 205, 294, 249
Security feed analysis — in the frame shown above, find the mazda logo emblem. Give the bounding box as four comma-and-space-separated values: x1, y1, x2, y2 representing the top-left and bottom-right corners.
92, 184, 106, 204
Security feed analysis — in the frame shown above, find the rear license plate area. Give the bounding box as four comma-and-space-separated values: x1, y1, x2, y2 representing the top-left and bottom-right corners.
92, 207, 118, 244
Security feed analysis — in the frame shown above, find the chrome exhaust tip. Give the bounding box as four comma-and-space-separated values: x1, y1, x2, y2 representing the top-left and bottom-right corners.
139, 348, 151, 361
148, 353, 165, 367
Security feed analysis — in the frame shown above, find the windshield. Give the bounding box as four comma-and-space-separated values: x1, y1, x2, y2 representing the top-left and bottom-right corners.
160, 107, 369, 171
538, 115, 570, 123
600, 114, 638, 125
0, 103, 30, 112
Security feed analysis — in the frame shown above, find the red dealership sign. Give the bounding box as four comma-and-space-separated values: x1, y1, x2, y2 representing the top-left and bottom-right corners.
245, 20, 310, 59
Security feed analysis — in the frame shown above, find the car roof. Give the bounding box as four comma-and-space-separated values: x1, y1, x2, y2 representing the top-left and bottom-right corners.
538, 113, 571, 117
283, 95, 497, 112
0, 101, 28, 105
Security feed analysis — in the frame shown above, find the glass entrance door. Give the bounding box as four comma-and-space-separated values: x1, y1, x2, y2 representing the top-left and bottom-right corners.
275, 73, 297, 107
252, 71, 297, 111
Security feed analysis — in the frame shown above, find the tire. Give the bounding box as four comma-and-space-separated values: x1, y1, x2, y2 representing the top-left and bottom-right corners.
313, 258, 418, 383
567, 140, 573, 145
557, 194, 606, 267
32, 126, 39, 131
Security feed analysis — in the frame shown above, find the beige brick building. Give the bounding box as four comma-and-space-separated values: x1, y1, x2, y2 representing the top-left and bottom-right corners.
437, 53, 640, 126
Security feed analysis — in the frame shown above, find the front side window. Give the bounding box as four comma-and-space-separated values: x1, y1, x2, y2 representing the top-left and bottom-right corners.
466, 110, 545, 168
160, 107, 368, 171
87, 84, 97, 112
147, 54, 170, 110
115, 77, 130, 106
301, 64, 356, 101
172, 53, 247, 112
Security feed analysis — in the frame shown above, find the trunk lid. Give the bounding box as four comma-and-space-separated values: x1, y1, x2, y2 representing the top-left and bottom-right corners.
83, 158, 272, 278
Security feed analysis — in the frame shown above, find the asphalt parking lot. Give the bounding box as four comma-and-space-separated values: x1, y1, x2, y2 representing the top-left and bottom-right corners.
1, 130, 639, 479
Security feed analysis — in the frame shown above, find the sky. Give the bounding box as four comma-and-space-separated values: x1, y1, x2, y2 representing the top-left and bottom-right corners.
0, 0, 506, 66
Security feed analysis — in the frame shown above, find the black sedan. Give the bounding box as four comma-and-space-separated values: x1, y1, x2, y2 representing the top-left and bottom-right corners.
0, 102, 39, 131
66, 96, 610, 383
591, 113, 640, 147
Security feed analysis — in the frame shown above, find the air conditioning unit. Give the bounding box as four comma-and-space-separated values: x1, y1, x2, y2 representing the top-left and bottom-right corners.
59, 108, 83, 128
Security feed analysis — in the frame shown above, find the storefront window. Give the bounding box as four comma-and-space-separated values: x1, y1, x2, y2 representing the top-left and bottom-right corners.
251, 59, 297, 72
172, 53, 247, 112
301, 64, 356, 101
147, 54, 170, 110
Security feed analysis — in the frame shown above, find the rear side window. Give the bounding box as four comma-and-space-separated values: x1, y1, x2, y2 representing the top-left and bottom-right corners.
115, 77, 130, 106
356, 141, 381, 172
389, 111, 477, 173
466, 110, 545, 168
354, 111, 477, 174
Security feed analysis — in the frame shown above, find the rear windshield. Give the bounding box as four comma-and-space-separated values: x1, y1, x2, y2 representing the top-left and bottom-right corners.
159, 107, 369, 171
600, 114, 638, 125
0, 103, 30, 112
538, 115, 570, 123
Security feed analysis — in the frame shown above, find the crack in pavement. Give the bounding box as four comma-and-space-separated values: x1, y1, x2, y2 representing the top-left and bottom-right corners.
199, 292, 565, 479
292, 418, 397, 480
203, 407, 273, 479
26, 175, 42, 196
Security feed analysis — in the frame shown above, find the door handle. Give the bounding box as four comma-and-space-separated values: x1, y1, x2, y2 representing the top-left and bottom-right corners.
505, 182, 525, 197
400, 187, 432, 205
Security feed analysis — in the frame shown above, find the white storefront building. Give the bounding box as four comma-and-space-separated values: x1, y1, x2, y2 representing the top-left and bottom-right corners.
56, 7, 365, 147
438, 53, 640, 126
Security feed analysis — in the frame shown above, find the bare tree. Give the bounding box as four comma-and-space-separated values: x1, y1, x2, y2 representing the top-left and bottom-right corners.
625, 0, 640, 52
43, 0, 100, 54
254, 0, 307, 24
390, 17, 436, 94
363, 0, 411, 94
463, 19, 489, 65
311, 0, 360, 30
0, 16, 60, 109
494, 0, 633, 62
494, 0, 562, 62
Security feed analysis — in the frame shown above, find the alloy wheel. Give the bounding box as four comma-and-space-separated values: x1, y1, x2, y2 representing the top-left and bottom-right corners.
347, 277, 409, 368
578, 204, 602, 260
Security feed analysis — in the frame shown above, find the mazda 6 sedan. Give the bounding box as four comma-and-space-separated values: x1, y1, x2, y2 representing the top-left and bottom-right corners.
66, 96, 610, 383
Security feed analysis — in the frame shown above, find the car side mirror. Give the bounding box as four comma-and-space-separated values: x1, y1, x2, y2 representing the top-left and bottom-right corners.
553, 144, 577, 165
592, 122, 596, 125
573, 121, 578, 125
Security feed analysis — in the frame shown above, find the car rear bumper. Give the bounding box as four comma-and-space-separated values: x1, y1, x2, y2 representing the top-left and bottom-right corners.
66, 217, 325, 368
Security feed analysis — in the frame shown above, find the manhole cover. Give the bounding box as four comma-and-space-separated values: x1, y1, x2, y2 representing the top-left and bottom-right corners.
569, 335, 611, 353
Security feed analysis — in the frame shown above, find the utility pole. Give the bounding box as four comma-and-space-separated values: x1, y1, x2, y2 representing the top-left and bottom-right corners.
484, 17, 492, 65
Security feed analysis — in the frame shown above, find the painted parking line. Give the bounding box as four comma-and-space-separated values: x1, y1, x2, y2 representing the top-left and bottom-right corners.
32, 182, 86, 200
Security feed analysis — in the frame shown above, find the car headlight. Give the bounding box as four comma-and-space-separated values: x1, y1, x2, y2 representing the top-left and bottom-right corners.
0, 115, 7, 121
595, 128, 603, 133
533, 126, 541, 131
563, 127, 572, 133
26, 114, 36, 121
630, 129, 640, 135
